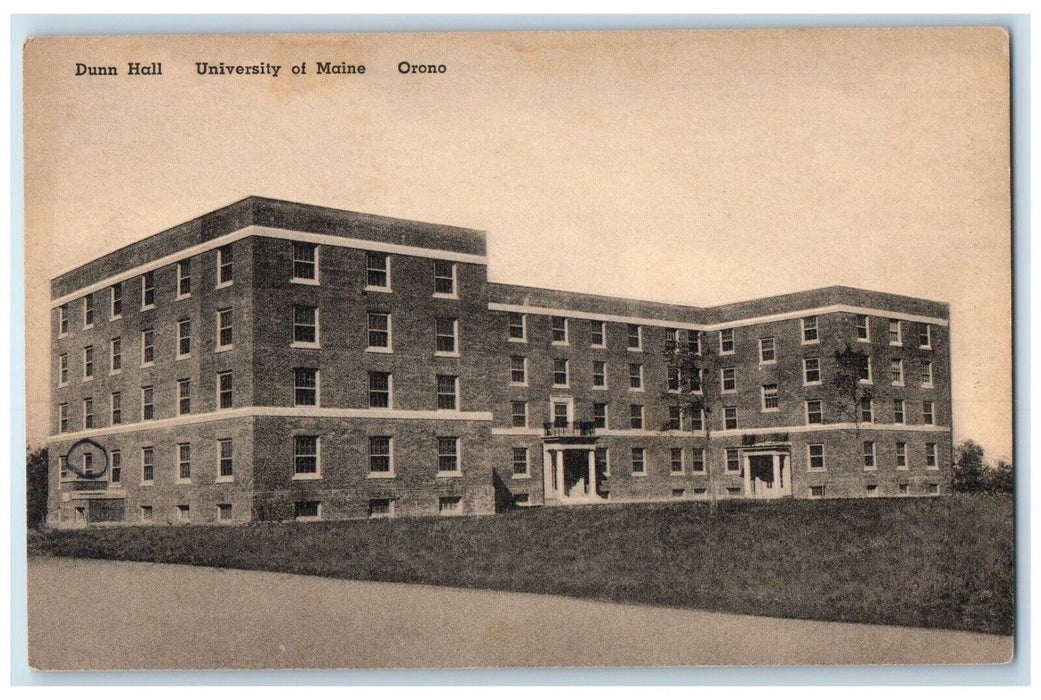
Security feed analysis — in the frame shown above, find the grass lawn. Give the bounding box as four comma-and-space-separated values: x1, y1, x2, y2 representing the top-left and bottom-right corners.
29, 494, 1014, 636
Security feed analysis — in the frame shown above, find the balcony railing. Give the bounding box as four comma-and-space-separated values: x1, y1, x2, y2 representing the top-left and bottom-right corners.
543, 420, 597, 438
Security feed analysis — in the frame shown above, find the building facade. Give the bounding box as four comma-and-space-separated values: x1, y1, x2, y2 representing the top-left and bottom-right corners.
47, 197, 954, 526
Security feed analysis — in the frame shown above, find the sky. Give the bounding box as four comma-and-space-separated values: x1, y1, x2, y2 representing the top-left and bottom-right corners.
23, 28, 1012, 460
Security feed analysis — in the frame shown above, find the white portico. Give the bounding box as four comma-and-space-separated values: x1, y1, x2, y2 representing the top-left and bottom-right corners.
742, 448, 792, 499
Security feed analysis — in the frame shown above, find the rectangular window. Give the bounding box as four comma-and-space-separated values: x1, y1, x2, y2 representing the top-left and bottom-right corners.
511, 401, 527, 428
593, 361, 607, 388
512, 447, 529, 477
294, 368, 318, 406
860, 397, 873, 423
59, 304, 68, 335
925, 443, 938, 468
367, 312, 391, 350
292, 242, 318, 281
366, 251, 390, 289
110, 450, 121, 485
178, 443, 191, 481
435, 318, 458, 354
724, 406, 738, 430
551, 316, 568, 344
84, 294, 94, 327
368, 498, 392, 518
808, 444, 825, 471
719, 328, 735, 354
58, 403, 68, 433
217, 504, 233, 521
759, 337, 776, 364
369, 372, 391, 409
810, 485, 826, 498
593, 403, 608, 430
806, 399, 823, 425
863, 441, 876, 469
294, 501, 320, 520
177, 319, 191, 358
802, 316, 818, 343
178, 259, 191, 297
596, 447, 610, 476
894, 399, 905, 424
436, 374, 458, 410
141, 328, 154, 365
631, 447, 645, 474
591, 320, 605, 347
866, 484, 878, 497
141, 386, 154, 420
670, 448, 684, 474
628, 363, 643, 390
896, 441, 907, 468
58, 353, 68, 385
923, 401, 935, 425
369, 436, 393, 474
83, 398, 94, 429
889, 319, 902, 346
690, 368, 703, 393
294, 435, 319, 476
218, 371, 233, 409
856, 314, 870, 341
690, 408, 704, 432
508, 312, 526, 341
437, 437, 460, 474
110, 392, 122, 425
510, 356, 527, 385
553, 358, 569, 387
218, 438, 234, 479
898, 483, 909, 495
725, 448, 740, 473
293, 305, 319, 346
629, 404, 644, 430
141, 505, 154, 522
687, 330, 701, 355
665, 328, 678, 347
691, 448, 706, 473
142, 446, 154, 483
83, 346, 94, 379
627, 324, 642, 350
111, 283, 122, 319
178, 379, 191, 415
803, 357, 821, 385
141, 271, 155, 308
762, 384, 779, 411
921, 361, 934, 387
890, 358, 904, 386
667, 366, 681, 392
438, 496, 463, 515
110, 338, 121, 372
217, 309, 233, 349
667, 405, 681, 431
721, 367, 736, 393
919, 324, 932, 349
217, 245, 233, 285
552, 402, 569, 427
434, 260, 456, 295
859, 356, 873, 383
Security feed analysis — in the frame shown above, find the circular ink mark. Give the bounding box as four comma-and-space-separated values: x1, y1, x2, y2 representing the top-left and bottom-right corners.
63, 438, 109, 480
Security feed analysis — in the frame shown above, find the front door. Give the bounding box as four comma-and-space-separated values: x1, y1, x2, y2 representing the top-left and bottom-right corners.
563, 450, 587, 498
749, 454, 775, 496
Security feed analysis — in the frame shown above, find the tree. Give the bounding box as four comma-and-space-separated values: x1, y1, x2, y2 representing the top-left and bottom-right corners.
952, 439, 987, 493
986, 459, 1014, 494
830, 343, 877, 438
26, 445, 49, 530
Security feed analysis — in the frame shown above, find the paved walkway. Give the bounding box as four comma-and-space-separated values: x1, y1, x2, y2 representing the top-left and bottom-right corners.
27, 557, 1012, 670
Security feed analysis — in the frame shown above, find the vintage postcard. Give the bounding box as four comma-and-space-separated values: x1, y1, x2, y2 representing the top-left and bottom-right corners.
22, 27, 1013, 670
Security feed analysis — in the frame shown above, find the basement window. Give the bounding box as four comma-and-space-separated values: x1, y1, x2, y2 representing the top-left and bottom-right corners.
810, 485, 826, 498
369, 498, 393, 518
294, 501, 322, 520
438, 496, 463, 515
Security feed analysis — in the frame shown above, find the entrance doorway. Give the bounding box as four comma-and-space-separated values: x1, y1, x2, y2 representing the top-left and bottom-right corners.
743, 450, 792, 498
563, 450, 589, 498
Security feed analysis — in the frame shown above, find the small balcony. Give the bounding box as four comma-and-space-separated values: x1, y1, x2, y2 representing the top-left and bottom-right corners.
543, 420, 597, 439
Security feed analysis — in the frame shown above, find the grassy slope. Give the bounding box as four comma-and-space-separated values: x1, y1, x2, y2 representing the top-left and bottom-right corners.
29, 494, 1014, 636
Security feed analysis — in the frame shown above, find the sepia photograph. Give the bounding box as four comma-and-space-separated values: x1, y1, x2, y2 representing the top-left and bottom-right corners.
20, 24, 1015, 672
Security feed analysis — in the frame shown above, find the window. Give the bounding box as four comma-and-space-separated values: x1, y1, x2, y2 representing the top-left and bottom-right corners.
218, 438, 234, 480
628, 363, 643, 390
438, 496, 463, 515
866, 484, 879, 497
369, 436, 393, 474
890, 358, 904, 386
110, 338, 121, 373
724, 407, 738, 430
810, 485, 826, 499
919, 324, 932, 349
142, 446, 154, 483
692, 449, 706, 473
512, 447, 529, 477
179, 505, 193, 523
110, 450, 121, 485
437, 437, 460, 474
84, 294, 94, 327
141, 271, 155, 308
435, 318, 458, 354
83, 453, 95, 479
293, 368, 318, 406
177, 259, 192, 297
593, 403, 608, 430
921, 361, 934, 387
217, 245, 233, 286
294, 435, 319, 476
802, 316, 818, 343
922, 401, 935, 425
591, 320, 605, 347
510, 356, 527, 385
141, 328, 154, 366
110, 283, 122, 319
667, 366, 681, 392
141, 505, 154, 522
629, 404, 644, 429
863, 441, 876, 469
508, 312, 526, 341
436, 375, 458, 410
218, 371, 233, 409
293, 305, 319, 346
687, 330, 701, 355
925, 443, 938, 469
858, 356, 873, 384
294, 501, 321, 520
552, 402, 570, 427
511, 401, 527, 428
366, 251, 390, 289
434, 260, 456, 296
761, 384, 779, 411
369, 372, 392, 408
553, 358, 569, 387
217, 504, 233, 521
896, 441, 907, 469
142, 386, 154, 420
725, 448, 740, 473
690, 408, 704, 432
860, 397, 873, 423
631, 447, 645, 474
856, 314, 870, 341
808, 444, 825, 471
551, 316, 568, 344
888, 319, 902, 346
893, 399, 905, 424
806, 400, 823, 425
177, 443, 191, 482
593, 361, 607, 388
217, 309, 233, 349
719, 328, 734, 354
177, 319, 191, 358
927, 483, 939, 495
759, 337, 776, 364
110, 392, 122, 425
58, 304, 68, 335
596, 447, 610, 476
721, 367, 736, 393
58, 353, 68, 385
667, 405, 681, 431
178, 379, 191, 415
897, 483, 909, 495
803, 357, 821, 385
83, 398, 94, 429
58, 403, 68, 433
369, 498, 393, 518
670, 448, 684, 474
83, 346, 94, 380
627, 324, 642, 350
690, 368, 703, 393
367, 312, 391, 350
665, 328, 678, 347
292, 242, 318, 281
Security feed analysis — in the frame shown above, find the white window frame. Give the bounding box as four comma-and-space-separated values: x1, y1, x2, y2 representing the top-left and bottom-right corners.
761, 384, 779, 412
925, 443, 938, 470
176, 442, 192, 483
670, 447, 685, 475
83, 345, 95, 381
510, 400, 528, 428
801, 316, 819, 344
859, 356, 873, 385
919, 324, 933, 350
140, 328, 154, 367
806, 399, 823, 425
368, 371, 393, 409
631, 447, 646, 475
83, 397, 93, 430
628, 363, 644, 392
368, 435, 396, 477
510, 356, 528, 386
551, 316, 569, 346
807, 443, 826, 471
110, 284, 123, 320
177, 378, 191, 415
863, 441, 877, 470
141, 446, 155, 485
293, 435, 322, 480
292, 305, 320, 349
293, 367, 320, 407
291, 242, 320, 285
109, 449, 122, 487
177, 259, 192, 299
433, 260, 458, 298
216, 309, 233, 351
217, 438, 234, 482
110, 391, 122, 425
83, 294, 94, 329
723, 406, 739, 430
895, 441, 908, 470
921, 361, 934, 388
177, 319, 191, 359
856, 314, 871, 342
508, 312, 527, 343
593, 360, 608, 389
436, 436, 461, 476
860, 397, 874, 424
552, 358, 569, 388
58, 304, 69, 337
719, 328, 735, 355
629, 404, 644, 430
434, 318, 460, 357
596, 446, 611, 477
216, 245, 233, 288
216, 504, 233, 522
803, 357, 821, 386
365, 251, 391, 292
893, 398, 905, 424
217, 371, 233, 410
366, 311, 393, 353
725, 448, 740, 474
890, 358, 904, 386
691, 448, 706, 473
58, 353, 68, 387
593, 402, 609, 430
511, 447, 530, 479
110, 337, 122, 375
590, 320, 606, 348
141, 271, 156, 310
436, 374, 459, 411
141, 385, 154, 421
721, 367, 736, 393
758, 337, 776, 365
627, 324, 643, 352
922, 401, 935, 425
889, 319, 903, 346
58, 403, 68, 433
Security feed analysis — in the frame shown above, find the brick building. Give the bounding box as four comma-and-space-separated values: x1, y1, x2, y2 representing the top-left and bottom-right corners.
47, 197, 954, 526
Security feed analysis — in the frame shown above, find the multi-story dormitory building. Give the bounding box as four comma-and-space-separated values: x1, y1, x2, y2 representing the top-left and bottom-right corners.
47, 197, 954, 526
